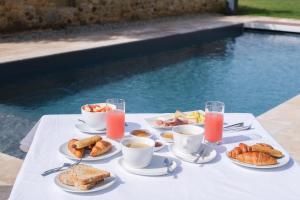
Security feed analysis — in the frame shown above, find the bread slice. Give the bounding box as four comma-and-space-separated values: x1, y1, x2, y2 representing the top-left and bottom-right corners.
59, 169, 75, 186
58, 164, 110, 190
75, 179, 104, 190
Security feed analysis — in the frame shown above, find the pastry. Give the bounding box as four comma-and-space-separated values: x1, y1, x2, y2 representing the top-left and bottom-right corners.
68, 139, 84, 158
90, 140, 112, 157
251, 143, 283, 158
227, 143, 284, 159
236, 151, 277, 166
74, 135, 102, 149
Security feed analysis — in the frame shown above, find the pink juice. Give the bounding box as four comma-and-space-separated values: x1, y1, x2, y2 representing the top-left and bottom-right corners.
106, 109, 125, 140
204, 112, 224, 143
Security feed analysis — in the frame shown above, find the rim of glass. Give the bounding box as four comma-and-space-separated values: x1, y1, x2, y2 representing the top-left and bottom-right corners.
205, 101, 225, 106
106, 98, 125, 102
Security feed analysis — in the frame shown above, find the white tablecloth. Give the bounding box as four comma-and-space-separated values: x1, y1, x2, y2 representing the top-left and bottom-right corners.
10, 113, 300, 200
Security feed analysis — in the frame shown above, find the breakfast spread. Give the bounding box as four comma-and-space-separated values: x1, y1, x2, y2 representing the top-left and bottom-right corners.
82, 104, 112, 112
67, 136, 112, 158
58, 164, 110, 190
155, 110, 204, 127
227, 143, 284, 166
130, 130, 151, 137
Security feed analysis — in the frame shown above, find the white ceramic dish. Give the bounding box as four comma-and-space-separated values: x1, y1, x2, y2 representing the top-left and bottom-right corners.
144, 110, 205, 130
129, 129, 153, 138
169, 144, 217, 164
120, 137, 155, 168
81, 103, 116, 130
75, 123, 106, 134
54, 172, 116, 193
160, 132, 174, 143
154, 140, 166, 152
59, 138, 121, 161
118, 155, 177, 176
172, 125, 204, 154
227, 156, 290, 169
226, 143, 290, 169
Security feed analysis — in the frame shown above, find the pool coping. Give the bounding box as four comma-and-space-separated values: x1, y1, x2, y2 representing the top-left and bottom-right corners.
0, 21, 243, 82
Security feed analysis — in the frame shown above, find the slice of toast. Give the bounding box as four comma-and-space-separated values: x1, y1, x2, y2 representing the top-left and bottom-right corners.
75, 179, 104, 190
59, 169, 75, 186
58, 164, 110, 190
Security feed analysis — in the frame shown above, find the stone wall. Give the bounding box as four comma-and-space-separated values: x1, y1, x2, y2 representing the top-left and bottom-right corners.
0, 0, 227, 33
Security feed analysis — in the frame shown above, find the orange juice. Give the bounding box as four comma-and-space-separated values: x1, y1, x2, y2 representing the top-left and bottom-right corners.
204, 112, 223, 143
106, 109, 125, 140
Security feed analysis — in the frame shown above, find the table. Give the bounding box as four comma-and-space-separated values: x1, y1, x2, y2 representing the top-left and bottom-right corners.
10, 113, 300, 200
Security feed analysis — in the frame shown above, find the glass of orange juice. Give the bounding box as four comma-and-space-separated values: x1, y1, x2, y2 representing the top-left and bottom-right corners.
204, 101, 225, 144
106, 98, 125, 140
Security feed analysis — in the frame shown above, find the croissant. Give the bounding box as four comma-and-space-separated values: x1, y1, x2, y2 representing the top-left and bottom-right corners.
227, 147, 243, 159
251, 143, 283, 158
90, 140, 112, 157
68, 139, 84, 158
227, 143, 250, 159
74, 135, 102, 149
236, 152, 277, 166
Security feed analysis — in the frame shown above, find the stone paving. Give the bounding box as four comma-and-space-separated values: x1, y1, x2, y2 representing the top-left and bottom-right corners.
0, 153, 22, 200
1, 14, 300, 64
258, 94, 300, 163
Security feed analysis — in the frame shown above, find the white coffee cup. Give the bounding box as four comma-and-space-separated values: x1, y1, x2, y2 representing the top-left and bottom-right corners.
81, 103, 116, 130
121, 137, 155, 168
172, 125, 204, 154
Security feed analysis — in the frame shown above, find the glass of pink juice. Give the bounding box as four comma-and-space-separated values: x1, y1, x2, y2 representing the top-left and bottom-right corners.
204, 101, 225, 144
106, 98, 125, 140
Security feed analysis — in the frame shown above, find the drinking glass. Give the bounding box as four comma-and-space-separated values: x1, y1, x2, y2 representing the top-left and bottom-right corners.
204, 101, 225, 144
106, 98, 125, 140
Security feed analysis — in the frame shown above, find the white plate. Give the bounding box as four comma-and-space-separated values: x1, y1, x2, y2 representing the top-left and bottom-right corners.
118, 155, 177, 176
228, 156, 290, 169
59, 138, 121, 161
226, 148, 290, 169
54, 172, 116, 193
75, 123, 106, 134
144, 110, 205, 130
154, 140, 166, 152
159, 132, 174, 143
169, 144, 217, 164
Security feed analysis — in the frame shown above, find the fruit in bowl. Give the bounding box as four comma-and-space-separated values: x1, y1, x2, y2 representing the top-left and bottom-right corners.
81, 103, 116, 130
82, 104, 113, 112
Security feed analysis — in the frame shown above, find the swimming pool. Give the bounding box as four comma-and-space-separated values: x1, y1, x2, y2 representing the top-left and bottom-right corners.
1, 31, 300, 158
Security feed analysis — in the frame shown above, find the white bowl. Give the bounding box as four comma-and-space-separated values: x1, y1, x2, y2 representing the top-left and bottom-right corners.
172, 125, 204, 154
121, 137, 155, 169
81, 103, 115, 130
129, 129, 153, 138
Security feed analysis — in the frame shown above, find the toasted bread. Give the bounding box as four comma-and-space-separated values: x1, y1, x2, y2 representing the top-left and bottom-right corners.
75, 179, 104, 190
58, 164, 110, 190
59, 169, 75, 186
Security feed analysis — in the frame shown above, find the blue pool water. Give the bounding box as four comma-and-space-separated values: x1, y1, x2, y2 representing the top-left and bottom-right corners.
1, 31, 300, 158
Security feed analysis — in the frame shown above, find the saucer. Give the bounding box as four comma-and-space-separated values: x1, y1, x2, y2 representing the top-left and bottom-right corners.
169, 144, 217, 164
75, 123, 106, 134
118, 155, 177, 176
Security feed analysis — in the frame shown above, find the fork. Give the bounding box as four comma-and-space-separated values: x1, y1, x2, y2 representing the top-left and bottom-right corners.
41, 159, 81, 176
224, 124, 252, 132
